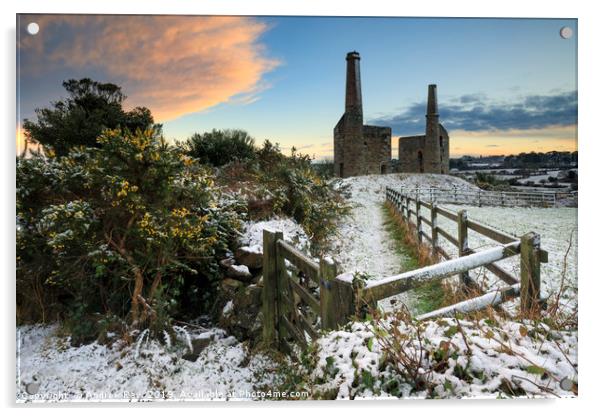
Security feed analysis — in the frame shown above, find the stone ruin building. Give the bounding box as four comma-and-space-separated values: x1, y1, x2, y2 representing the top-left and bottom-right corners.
334, 51, 450, 177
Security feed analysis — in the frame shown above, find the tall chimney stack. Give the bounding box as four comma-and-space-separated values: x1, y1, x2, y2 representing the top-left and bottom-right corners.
345, 51, 363, 116
425, 84, 442, 173
427, 84, 438, 115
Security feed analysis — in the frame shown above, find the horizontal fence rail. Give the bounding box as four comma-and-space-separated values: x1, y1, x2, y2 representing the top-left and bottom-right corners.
399, 187, 573, 208
336, 241, 520, 302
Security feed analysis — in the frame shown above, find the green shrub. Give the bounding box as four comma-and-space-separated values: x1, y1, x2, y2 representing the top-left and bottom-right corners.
251, 141, 349, 252
17, 129, 245, 343
184, 129, 256, 167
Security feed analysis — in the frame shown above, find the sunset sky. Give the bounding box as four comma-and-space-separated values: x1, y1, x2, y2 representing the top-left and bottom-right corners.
16, 15, 577, 158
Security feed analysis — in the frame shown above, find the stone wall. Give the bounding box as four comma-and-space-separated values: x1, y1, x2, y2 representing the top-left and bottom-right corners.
398, 135, 425, 173
334, 115, 391, 177
398, 125, 450, 174
362, 125, 392, 175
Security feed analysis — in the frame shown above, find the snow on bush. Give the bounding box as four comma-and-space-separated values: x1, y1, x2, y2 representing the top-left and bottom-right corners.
240, 217, 312, 256
309, 314, 577, 399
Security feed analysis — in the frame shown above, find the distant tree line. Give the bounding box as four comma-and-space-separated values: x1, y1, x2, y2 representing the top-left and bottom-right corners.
450, 151, 578, 170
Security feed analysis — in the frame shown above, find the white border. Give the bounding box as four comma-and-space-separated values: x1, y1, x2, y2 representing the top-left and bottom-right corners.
2, 1, 599, 414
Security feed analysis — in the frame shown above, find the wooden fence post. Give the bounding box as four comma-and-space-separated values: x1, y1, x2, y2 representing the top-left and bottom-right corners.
275, 233, 288, 346
401, 194, 406, 219
520, 232, 541, 315
416, 198, 422, 243
431, 203, 438, 257
320, 258, 339, 330
262, 229, 282, 347
457, 210, 470, 289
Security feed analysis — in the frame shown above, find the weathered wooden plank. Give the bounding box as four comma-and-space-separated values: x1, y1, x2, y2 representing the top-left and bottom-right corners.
416, 198, 422, 244
520, 232, 541, 315
458, 210, 470, 289
277, 240, 320, 283
352, 241, 520, 302
417, 284, 520, 321
276, 241, 290, 344
435, 206, 457, 221
431, 203, 439, 257
466, 219, 517, 244
436, 226, 459, 246
261, 229, 282, 348
319, 258, 338, 330
421, 216, 432, 227
465, 248, 519, 285
282, 315, 306, 346
288, 275, 320, 313
297, 312, 319, 340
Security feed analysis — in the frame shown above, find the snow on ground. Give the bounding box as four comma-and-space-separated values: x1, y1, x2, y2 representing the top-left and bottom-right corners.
328, 174, 479, 312
15, 218, 307, 404
311, 317, 577, 399
417, 203, 578, 309
17, 324, 283, 402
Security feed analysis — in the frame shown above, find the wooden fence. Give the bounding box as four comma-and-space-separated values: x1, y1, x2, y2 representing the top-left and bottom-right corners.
262, 188, 548, 352
400, 187, 575, 207
262, 229, 352, 352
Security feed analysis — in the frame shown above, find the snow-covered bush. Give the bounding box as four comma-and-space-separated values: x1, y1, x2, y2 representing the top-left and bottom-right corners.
17, 128, 246, 343
217, 140, 350, 252
306, 310, 577, 399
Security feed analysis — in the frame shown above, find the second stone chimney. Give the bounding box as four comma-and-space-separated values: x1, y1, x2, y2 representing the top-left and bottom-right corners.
345, 51, 363, 116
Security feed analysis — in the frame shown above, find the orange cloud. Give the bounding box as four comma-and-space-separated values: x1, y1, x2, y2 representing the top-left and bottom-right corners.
19, 15, 279, 122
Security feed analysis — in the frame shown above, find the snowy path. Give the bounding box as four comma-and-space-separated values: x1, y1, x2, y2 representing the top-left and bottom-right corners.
328, 174, 477, 311
328, 176, 412, 312
329, 182, 406, 280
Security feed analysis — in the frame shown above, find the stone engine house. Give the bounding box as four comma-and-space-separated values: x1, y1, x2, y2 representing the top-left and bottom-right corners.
334, 51, 450, 177
334, 52, 391, 178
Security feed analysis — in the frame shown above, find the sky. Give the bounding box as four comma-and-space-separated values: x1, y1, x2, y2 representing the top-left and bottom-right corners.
16, 15, 577, 158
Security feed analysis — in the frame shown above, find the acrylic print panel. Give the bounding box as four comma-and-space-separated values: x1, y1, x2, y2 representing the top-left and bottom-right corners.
16, 14, 577, 402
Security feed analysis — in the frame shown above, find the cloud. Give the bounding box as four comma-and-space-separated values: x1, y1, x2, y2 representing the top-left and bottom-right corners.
18, 15, 279, 121
369, 90, 577, 136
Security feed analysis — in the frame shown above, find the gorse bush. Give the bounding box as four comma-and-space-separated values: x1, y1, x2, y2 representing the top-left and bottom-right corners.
17, 128, 245, 343
184, 129, 256, 167
215, 139, 350, 252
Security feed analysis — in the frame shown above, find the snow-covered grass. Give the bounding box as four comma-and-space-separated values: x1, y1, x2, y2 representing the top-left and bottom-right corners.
310, 315, 577, 399
16, 324, 283, 402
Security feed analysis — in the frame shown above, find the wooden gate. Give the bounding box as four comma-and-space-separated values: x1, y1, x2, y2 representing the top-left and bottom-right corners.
261, 229, 354, 353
